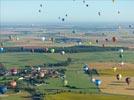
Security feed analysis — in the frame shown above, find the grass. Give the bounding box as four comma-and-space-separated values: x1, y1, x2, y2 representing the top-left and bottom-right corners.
0, 92, 31, 100
0, 51, 134, 100
46, 92, 134, 100
0, 51, 134, 68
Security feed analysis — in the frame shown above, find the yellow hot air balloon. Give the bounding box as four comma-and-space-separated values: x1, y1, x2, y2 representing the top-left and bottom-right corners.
64, 80, 68, 86
112, 67, 117, 72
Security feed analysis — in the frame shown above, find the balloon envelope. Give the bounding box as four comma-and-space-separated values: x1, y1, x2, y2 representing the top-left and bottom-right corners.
95, 80, 102, 86
119, 49, 123, 53
51, 49, 55, 53
125, 77, 131, 85
0, 47, 4, 52
116, 74, 122, 80
0, 86, 7, 94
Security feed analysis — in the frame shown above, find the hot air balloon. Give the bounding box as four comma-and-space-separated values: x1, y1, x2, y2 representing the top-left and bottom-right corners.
112, 67, 117, 72
0, 47, 4, 52
119, 53, 123, 59
62, 18, 65, 21
92, 78, 96, 83
129, 25, 132, 28
112, 0, 115, 3
72, 30, 76, 33
45, 48, 49, 52
119, 61, 124, 66
119, 48, 124, 53
102, 44, 105, 47
95, 79, 102, 86
37, 67, 41, 71
86, 4, 89, 7
83, 0, 85, 3
118, 11, 120, 14
10, 80, 17, 88
98, 12, 101, 16
11, 68, 18, 75
116, 74, 122, 80
105, 38, 108, 42
39, 72, 45, 78
96, 40, 99, 44
83, 64, 89, 72
38, 9, 41, 13
125, 77, 131, 85
58, 17, 61, 19
64, 80, 68, 86
112, 36, 117, 42
41, 37, 45, 41
78, 41, 82, 45
61, 51, 65, 55
89, 42, 92, 45
50, 49, 55, 53
40, 4, 43, 7
0, 86, 7, 94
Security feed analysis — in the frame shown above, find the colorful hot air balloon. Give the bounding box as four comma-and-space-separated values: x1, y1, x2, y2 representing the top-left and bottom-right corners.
116, 74, 122, 80
0, 86, 7, 94
125, 77, 131, 85
95, 79, 102, 86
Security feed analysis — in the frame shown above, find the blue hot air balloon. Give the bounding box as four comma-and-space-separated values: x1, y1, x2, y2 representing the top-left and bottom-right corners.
95, 80, 102, 86
0, 47, 4, 52
83, 64, 89, 72
0, 86, 7, 94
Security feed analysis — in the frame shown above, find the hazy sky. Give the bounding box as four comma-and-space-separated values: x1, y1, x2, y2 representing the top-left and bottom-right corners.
0, 0, 134, 23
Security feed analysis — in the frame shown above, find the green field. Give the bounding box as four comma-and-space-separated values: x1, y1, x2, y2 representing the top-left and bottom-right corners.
46, 93, 134, 100
0, 51, 134, 68
0, 51, 134, 100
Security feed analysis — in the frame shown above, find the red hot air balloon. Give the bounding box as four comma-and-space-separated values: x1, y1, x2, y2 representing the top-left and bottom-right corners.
112, 37, 117, 42
11, 68, 18, 75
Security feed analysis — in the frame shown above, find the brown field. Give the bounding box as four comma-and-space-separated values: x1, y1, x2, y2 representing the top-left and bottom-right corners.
89, 62, 134, 96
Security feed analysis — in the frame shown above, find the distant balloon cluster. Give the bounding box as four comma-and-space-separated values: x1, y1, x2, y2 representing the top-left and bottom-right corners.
37, 0, 123, 22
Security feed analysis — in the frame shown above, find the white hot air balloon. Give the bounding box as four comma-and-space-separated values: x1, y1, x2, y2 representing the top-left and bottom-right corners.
41, 37, 46, 41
